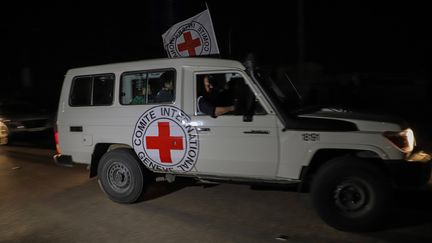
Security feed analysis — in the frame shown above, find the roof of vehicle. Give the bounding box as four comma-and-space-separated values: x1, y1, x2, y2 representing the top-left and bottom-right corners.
66, 57, 246, 76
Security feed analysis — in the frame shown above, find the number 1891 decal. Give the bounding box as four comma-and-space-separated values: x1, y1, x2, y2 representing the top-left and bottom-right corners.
302, 133, 320, 142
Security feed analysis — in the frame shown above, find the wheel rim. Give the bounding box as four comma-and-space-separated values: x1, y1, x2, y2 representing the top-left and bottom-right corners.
107, 161, 132, 193
334, 179, 368, 212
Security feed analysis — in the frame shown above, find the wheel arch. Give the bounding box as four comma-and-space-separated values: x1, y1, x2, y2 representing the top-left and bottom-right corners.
90, 143, 132, 178
299, 148, 389, 192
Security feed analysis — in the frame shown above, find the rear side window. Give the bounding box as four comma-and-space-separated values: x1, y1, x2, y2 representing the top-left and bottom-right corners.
120, 70, 175, 105
70, 74, 115, 106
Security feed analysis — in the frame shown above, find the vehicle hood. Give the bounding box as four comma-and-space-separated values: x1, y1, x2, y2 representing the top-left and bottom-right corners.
0, 112, 52, 121
298, 109, 406, 132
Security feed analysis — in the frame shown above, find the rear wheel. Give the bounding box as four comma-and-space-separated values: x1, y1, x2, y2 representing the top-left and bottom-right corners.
98, 148, 150, 203
311, 156, 392, 231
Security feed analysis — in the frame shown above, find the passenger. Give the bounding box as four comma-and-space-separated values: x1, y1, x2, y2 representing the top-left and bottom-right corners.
155, 72, 174, 103
131, 86, 152, 105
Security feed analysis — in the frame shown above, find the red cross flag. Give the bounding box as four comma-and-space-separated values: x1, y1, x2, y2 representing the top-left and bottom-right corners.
162, 9, 220, 58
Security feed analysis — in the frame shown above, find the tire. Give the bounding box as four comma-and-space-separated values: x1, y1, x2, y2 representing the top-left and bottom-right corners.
97, 148, 150, 203
311, 156, 392, 232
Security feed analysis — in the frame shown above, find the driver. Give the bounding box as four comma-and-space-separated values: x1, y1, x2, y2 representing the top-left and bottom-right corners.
197, 74, 235, 118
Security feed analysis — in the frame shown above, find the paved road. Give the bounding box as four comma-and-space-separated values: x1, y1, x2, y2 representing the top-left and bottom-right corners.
1, 143, 432, 243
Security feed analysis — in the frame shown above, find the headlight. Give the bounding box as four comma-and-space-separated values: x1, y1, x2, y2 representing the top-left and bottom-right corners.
383, 128, 415, 153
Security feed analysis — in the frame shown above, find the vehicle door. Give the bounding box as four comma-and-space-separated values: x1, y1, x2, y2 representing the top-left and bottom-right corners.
190, 71, 279, 178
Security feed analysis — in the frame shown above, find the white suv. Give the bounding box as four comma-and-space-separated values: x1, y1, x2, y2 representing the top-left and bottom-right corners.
54, 57, 431, 231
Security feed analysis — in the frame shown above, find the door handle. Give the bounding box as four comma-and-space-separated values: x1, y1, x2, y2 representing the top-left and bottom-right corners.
243, 130, 270, 134
70, 126, 83, 132
197, 127, 211, 132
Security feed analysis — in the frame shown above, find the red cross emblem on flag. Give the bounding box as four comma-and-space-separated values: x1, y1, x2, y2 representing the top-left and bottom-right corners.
162, 10, 220, 58
146, 122, 184, 163
177, 31, 201, 56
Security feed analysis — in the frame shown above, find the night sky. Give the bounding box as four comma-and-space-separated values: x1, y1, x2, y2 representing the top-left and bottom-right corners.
1, 1, 431, 133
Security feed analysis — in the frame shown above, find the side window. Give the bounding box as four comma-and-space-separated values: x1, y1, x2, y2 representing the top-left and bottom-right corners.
195, 72, 266, 116
120, 70, 175, 105
69, 74, 114, 106
70, 77, 92, 106
93, 75, 115, 105
120, 72, 149, 105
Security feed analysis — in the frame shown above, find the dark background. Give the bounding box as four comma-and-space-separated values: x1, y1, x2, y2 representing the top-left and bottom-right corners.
1, 1, 431, 142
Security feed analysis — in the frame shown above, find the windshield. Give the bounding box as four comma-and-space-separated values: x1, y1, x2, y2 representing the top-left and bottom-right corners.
247, 66, 302, 116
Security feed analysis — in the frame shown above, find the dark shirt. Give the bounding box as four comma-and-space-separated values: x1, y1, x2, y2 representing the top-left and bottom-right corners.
197, 96, 216, 118
155, 89, 173, 103
197, 91, 233, 118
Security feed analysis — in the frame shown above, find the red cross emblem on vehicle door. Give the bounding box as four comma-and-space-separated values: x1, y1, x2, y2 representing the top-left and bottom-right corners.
177, 31, 201, 56
145, 122, 184, 163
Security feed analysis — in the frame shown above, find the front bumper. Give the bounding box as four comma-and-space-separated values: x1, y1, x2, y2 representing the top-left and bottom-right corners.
386, 150, 431, 187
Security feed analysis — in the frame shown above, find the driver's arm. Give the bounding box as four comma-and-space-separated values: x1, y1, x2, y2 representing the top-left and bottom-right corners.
214, 106, 235, 117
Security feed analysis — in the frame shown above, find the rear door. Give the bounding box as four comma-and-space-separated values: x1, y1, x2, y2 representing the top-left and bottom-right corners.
57, 74, 115, 163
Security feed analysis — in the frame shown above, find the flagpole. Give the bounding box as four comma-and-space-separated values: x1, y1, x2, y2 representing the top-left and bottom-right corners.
204, 2, 221, 58
228, 26, 232, 58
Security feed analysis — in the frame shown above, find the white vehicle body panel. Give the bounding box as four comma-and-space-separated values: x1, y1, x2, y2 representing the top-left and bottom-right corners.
56, 58, 410, 181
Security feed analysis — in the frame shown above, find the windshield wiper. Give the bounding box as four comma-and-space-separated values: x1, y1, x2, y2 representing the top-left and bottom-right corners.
284, 73, 303, 106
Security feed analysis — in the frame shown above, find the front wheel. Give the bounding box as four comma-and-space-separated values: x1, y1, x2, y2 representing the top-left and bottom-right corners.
311, 157, 392, 231
98, 148, 150, 203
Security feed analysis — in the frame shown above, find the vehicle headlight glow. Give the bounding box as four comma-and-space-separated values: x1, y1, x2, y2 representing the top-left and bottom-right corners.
383, 128, 415, 153
0, 121, 8, 135
0, 121, 9, 145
